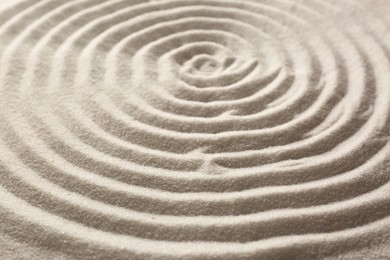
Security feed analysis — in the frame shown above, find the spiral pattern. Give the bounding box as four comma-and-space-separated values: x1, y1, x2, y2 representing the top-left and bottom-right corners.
0, 0, 390, 259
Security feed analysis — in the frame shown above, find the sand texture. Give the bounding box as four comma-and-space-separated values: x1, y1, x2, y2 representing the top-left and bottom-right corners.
0, 0, 390, 259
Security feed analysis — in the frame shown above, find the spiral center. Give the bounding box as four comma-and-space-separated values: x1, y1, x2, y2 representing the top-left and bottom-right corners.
191, 56, 220, 75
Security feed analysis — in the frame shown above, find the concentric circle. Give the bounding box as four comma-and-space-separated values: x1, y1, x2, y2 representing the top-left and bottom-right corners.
0, 0, 389, 259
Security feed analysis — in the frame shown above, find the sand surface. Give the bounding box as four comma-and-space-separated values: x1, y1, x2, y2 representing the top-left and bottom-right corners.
0, 0, 389, 259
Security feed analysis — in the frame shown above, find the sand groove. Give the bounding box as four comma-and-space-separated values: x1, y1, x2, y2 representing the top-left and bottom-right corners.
0, 0, 389, 259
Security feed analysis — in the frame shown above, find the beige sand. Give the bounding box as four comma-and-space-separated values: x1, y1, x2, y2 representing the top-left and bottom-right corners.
0, 0, 389, 259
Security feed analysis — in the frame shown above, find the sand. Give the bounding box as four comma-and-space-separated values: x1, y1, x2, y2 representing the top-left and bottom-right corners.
0, 0, 389, 259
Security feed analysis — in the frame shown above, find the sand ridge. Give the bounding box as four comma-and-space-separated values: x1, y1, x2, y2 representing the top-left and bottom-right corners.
0, 0, 389, 259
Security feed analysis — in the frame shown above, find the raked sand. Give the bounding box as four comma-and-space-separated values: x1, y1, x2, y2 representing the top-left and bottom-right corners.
0, 0, 389, 259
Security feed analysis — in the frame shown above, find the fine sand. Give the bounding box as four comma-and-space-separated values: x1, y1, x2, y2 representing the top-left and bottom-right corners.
0, 0, 389, 259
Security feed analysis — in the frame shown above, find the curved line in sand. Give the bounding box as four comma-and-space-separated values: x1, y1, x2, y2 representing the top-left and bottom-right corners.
0, 0, 390, 258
